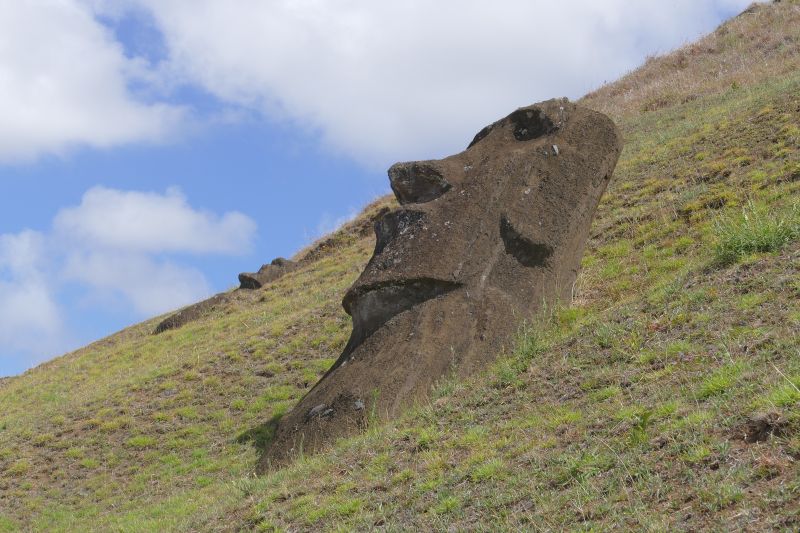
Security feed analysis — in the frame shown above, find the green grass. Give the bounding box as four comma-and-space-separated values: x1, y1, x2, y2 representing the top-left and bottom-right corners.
697, 362, 745, 399
0, 205, 385, 530
765, 376, 800, 408
1, 4, 800, 530
713, 201, 800, 265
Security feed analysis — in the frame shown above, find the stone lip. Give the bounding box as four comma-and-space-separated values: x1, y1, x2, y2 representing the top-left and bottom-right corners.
260, 98, 623, 469
331, 277, 462, 372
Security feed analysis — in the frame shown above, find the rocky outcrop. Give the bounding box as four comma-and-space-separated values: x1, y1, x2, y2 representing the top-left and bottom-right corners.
153, 294, 229, 335
259, 98, 622, 469
238, 258, 297, 290
154, 258, 298, 335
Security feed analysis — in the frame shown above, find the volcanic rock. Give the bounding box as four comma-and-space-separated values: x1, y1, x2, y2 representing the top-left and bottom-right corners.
260, 98, 622, 469
239, 258, 297, 290
153, 293, 229, 335
153, 258, 298, 335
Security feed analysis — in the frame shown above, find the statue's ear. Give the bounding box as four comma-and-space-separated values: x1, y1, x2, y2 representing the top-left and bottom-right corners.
499, 214, 553, 268
388, 161, 451, 205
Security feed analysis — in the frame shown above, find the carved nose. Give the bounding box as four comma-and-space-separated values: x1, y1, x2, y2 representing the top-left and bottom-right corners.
388, 161, 451, 205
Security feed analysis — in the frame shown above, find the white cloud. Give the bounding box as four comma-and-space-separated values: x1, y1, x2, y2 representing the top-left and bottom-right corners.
54, 186, 256, 254
133, 0, 754, 166
0, 0, 756, 165
0, 0, 183, 162
0, 187, 257, 372
54, 185, 256, 314
0, 231, 67, 360
62, 251, 210, 316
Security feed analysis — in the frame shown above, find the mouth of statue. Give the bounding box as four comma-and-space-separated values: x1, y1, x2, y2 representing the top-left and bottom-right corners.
335, 277, 462, 362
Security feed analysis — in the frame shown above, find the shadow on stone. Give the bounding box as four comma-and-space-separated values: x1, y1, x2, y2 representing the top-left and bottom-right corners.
236, 413, 285, 454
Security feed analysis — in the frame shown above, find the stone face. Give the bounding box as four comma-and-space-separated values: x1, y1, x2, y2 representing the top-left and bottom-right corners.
260, 98, 622, 469
238, 258, 297, 290
155, 257, 298, 335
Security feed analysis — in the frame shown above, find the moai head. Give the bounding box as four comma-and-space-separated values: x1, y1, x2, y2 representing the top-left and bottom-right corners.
261, 99, 622, 468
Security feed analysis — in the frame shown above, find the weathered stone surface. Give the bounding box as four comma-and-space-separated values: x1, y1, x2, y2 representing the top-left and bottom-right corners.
238, 258, 297, 290
389, 162, 452, 205
154, 258, 298, 335
260, 98, 622, 469
153, 294, 229, 335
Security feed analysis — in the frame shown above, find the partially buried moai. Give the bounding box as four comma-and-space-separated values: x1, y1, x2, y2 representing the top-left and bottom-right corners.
260, 98, 622, 469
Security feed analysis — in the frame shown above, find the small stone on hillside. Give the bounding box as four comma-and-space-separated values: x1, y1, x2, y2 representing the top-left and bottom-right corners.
741, 411, 787, 443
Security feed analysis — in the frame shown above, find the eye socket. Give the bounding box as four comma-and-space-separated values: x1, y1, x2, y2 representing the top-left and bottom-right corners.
388, 162, 452, 205
509, 108, 556, 142
468, 107, 558, 149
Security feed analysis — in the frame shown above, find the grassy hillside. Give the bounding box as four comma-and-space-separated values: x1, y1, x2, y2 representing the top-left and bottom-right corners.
2, 1, 799, 530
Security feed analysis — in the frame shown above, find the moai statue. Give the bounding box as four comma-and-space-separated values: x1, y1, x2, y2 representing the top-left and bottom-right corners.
260, 98, 622, 468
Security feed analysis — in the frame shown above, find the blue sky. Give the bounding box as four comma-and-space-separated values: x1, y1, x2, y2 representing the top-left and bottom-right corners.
0, 0, 754, 376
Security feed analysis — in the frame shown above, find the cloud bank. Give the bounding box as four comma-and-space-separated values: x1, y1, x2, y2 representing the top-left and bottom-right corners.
0, 187, 256, 371
54, 186, 256, 255
0, 0, 182, 162
134, 0, 755, 165
1, 0, 755, 165
0, 231, 65, 359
